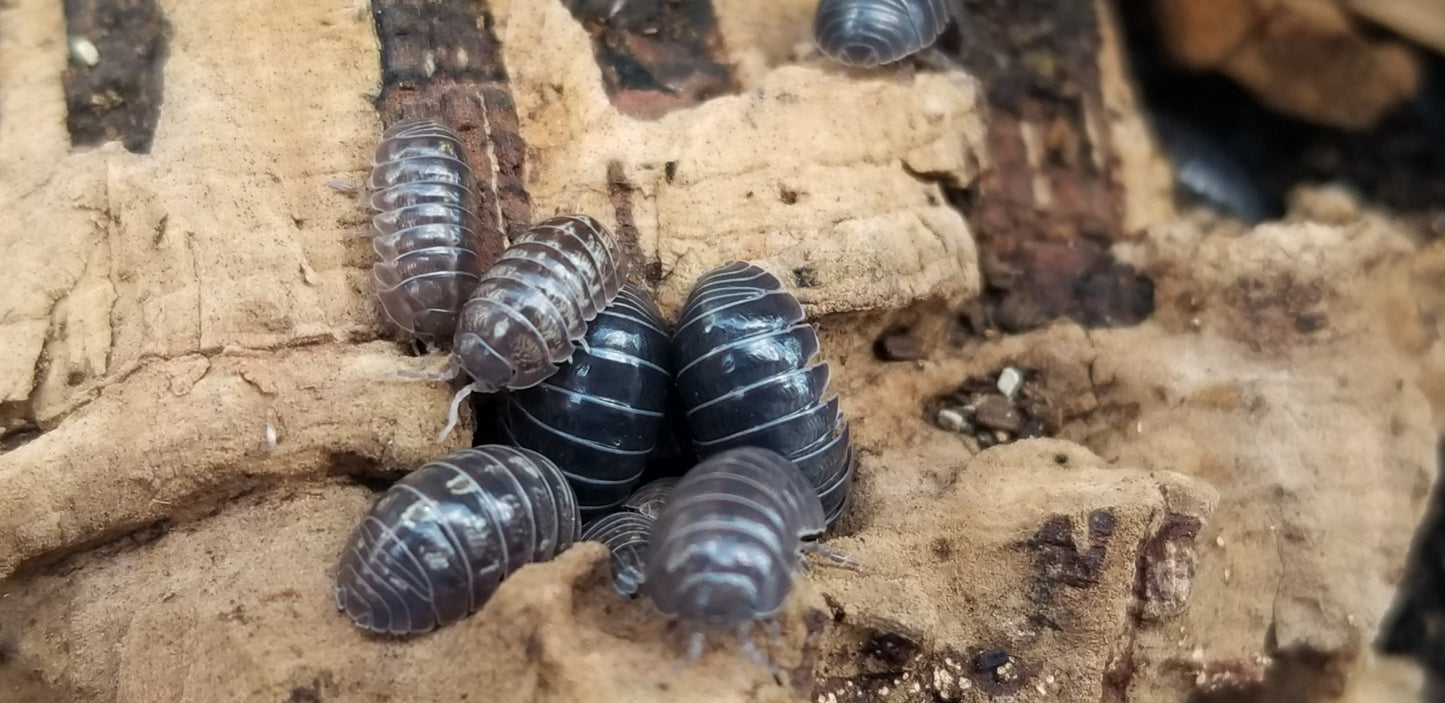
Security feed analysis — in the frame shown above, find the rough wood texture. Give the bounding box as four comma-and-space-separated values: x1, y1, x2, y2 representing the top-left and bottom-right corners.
373, 0, 531, 249
0, 0, 1441, 701
945, 0, 1155, 334
1152, 0, 1421, 130
61, 0, 170, 153
563, 0, 736, 119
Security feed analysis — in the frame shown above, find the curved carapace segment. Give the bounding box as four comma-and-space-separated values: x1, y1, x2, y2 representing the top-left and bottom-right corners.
813, 0, 953, 67
333, 445, 580, 635
581, 510, 656, 597
453, 214, 628, 393
641, 447, 825, 627
500, 285, 672, 514
368, 118, 485, 349
671, 261, 855, 525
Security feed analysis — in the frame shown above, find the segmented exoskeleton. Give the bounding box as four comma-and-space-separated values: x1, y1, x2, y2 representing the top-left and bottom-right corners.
622, 476, 680, 519
672, 261, 854, 524
812, 0, 953, 67
432, 214, 628, 439
580, 510, 655, 597
500, 285, 670, 513
333, 445, 580, 635
367, 118, 484, 349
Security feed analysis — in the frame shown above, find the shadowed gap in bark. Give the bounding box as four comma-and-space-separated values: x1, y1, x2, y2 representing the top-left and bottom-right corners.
62, 0, 171, 153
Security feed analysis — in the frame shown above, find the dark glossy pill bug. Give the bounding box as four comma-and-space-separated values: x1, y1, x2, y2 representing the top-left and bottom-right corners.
580, 511, 655, 597
672, 261, 854, 525
622, 476, 680, 519
642, 447, 825, 629
368, 118, 484, 349
334, 445, 580, 635
813, 0, 952, 67
499, 285, 671, 514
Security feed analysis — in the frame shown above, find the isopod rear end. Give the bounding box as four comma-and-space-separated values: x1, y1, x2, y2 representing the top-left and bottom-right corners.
333, 445, 581, 635
812, 0, 953, 67
581, 510, 655, 597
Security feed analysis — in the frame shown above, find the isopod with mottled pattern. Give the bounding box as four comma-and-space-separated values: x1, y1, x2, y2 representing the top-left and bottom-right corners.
432, 214, 629, 439
333, 445, 580, 635
642, 447, 853, 663
581, 510, 655, 597
812, 0, 953, 67
367, 117, 485, 350
672, 261, 855, 525
499, 284, 671, 513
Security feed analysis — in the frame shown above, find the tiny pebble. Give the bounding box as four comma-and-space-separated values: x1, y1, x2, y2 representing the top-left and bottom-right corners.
936, 408, 967, 432
996, 366, 1023, 396
68, 35, 100, 67
879, 331, 926, 361
973, 649, 1010, 671
974, 396, 1023, 433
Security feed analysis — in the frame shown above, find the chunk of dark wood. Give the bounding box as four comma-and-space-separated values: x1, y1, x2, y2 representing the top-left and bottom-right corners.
62, 0, 171, 153
371, 0, 531, 262
941, 0, 1154, 336
563, 0, 735, 119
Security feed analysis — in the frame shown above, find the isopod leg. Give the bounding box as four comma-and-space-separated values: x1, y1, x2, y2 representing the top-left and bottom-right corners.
396, 359, 460, 382
735, 622, 781, 680
437, 382, 479, 442
912, 46, 965, 74
803, 541, 862, 571
328, 178, 360, 194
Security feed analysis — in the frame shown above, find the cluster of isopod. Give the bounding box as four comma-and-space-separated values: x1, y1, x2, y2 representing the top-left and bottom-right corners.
333, 118, 857, 647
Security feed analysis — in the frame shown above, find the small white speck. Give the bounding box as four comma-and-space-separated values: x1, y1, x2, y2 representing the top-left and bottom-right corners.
997, 366, 1023, 396
878, 687, 889, 696
264, 421, 278, 452
1215, 535, 1225, 547
68, 36, 99, 66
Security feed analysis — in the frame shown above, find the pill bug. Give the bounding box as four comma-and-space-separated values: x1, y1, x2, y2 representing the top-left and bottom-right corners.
1153, 113, 1270, 224
672, 261, 855, 525
368, 118, 485, 349
812, 0, 953, 68
642, 447, 825, 634
438, 215, 629, 439
622, 476, 680, 519
334, 445, 581, 635
498, 284, 671, 513
580, 510, 655, 597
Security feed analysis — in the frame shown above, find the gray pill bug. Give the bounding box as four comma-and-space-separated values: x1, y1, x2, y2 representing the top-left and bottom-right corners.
1153, 114, 1270, 224
622, 476, 680, 519
367, 118, 485, 350
499, 285, 672, 514
813, 0, 953, 68
642, 447, 856, 662
429, 214, 629, 440
580, 510, 655, 597
334, 445, 581, 635
672, 261, 855, 526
